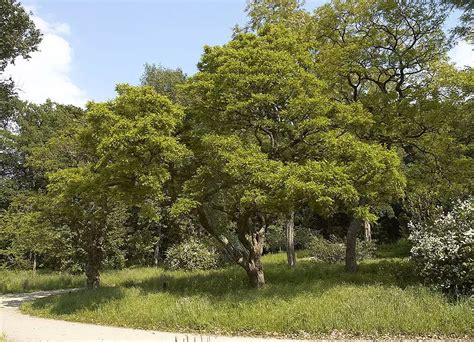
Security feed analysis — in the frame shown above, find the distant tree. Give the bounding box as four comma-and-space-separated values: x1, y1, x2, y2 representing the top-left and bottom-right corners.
245, 0, 309, 31
311, 0, 472, 268
0, 0, 41, 127
140, 63, 187, 102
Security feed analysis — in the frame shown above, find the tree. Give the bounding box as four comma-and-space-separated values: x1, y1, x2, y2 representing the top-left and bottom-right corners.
43, 85, 189, 287
178, 25, 404, 285
309, 0, 471, 267
140, 63, 187, 102
0, 0, 41, 127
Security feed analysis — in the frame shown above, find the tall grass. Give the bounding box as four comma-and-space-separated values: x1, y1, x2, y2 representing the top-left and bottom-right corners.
0, 270, 85, 294
21, 253, 473, 338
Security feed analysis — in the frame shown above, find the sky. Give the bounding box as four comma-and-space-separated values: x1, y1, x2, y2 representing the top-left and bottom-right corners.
5, 0, 473, 107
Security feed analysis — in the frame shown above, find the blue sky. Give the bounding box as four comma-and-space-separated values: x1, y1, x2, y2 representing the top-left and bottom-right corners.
6, 0, 472, 106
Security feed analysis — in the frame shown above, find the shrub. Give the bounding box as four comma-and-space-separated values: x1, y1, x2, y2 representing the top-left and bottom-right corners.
409, 199, 473, 296
265, 221, 315, 252
164, 238, 218, 271
308, 235, 346, 263
309, 235, 376, 263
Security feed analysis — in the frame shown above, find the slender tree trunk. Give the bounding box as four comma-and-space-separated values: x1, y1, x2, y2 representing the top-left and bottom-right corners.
32, 252, 37, 274
345, 218, 361, 273
286, 211, 296, 267
364, 220, 372, 241
154, 225, 161, 267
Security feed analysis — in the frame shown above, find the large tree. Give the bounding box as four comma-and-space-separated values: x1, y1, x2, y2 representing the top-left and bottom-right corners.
39, 85, 189, 287
177, 24, 404, 285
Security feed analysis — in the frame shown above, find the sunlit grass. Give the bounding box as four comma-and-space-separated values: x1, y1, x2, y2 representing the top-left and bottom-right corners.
0, 270, 85, 294
20, 253, 473, 338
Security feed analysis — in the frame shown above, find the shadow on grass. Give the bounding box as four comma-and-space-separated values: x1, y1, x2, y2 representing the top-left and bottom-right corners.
123, 257, 420, 300
25, 257, 420, 313
28, 286, 124, 315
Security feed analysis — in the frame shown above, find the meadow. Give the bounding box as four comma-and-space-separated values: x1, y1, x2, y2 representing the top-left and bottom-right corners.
11, 252, 473, 339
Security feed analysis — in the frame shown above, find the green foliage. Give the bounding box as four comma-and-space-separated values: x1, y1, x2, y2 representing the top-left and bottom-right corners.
165, 238, 219, 271
377, 239, 412, 258
0, 0, 41, 128
140, 63, 187, 101
308, 236, 346, 263
265, 220, 313, 251
308, 235, 376, 263
21, 254, 473, 338
409, 199, 473, 296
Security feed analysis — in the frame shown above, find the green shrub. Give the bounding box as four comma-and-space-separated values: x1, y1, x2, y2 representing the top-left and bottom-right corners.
265, 221, 315, 252
164, 238, 218, 271
409, 199, 473, 296
308, 236, 346, 263
309, 235, 376, 263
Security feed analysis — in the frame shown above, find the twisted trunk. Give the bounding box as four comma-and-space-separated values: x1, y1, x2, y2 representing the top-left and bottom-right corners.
345, 218, 361, 273
286, 211, 296, 267
197, 206, 266, 288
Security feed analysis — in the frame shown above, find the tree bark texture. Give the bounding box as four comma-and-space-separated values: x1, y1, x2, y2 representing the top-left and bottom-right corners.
286, 211, 296, 267
364, 220, 372, 241
345, 218, 362, 273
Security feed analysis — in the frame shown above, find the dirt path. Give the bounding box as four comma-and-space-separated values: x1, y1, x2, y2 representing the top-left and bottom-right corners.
0, 289, 306, 342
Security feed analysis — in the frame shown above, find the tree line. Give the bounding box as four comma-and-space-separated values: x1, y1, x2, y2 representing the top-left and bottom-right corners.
1, 0, 472, 288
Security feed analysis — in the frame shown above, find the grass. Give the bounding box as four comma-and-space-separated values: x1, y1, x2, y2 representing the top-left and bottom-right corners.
20, 253, 473, 339
0, 269, 85, 294
376, 239, 412, 258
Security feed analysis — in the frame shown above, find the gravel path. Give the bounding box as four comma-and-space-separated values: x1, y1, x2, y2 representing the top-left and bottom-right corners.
0, 289, 306, 342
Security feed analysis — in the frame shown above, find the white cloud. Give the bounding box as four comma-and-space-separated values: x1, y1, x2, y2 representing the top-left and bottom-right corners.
4, 9, 87, 107
449, 40, 474, 68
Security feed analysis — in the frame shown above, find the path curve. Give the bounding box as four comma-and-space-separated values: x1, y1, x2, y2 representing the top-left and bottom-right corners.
0, 289, 307, 342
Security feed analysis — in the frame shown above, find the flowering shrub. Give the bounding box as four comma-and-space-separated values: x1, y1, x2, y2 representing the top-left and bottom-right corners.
165, 238, 218, 271
409, 199, 473, 296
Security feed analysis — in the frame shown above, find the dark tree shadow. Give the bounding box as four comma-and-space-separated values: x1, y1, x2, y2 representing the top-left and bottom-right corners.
120, 258, 420, 303
28, 287, 124, 315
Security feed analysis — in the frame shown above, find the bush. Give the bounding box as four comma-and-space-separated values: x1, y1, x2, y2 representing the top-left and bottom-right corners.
164, 238, 219, 271
265, 221, 315, 252
309, 235, 376, 263
409, 199, 473, 296
308, 235, 346, 263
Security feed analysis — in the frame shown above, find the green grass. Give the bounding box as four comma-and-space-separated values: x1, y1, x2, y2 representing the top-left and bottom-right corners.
376, 239, 412, 258
0, 269, 85, 294
21, 253, 473, 339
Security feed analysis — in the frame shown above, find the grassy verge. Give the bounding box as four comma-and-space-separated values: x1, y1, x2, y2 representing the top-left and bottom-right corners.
21, 253, 473, 339
0, 270, 85, 294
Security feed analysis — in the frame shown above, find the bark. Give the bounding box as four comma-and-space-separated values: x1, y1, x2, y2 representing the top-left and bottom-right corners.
345, 218, 362, 273
32, 253, 37, 273
286, 211, 296, 267
197, 206, 266, 288
364, 220, 372, 242
154, 225, 162, 267
245, 258, 265, 288
85, 235, 103, 289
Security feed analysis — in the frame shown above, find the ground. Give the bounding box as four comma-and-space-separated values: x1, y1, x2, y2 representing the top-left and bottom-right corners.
2, 252, 471, 340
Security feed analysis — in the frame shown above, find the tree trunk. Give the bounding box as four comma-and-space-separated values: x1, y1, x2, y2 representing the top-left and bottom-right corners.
32, 253, 37, 273
345, 218, 361, 273
364, 220, 372, 241
154, 225, 162, 267
286, 211, 296, 267
85, 239, 103, 289
246, 257, 265, 288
